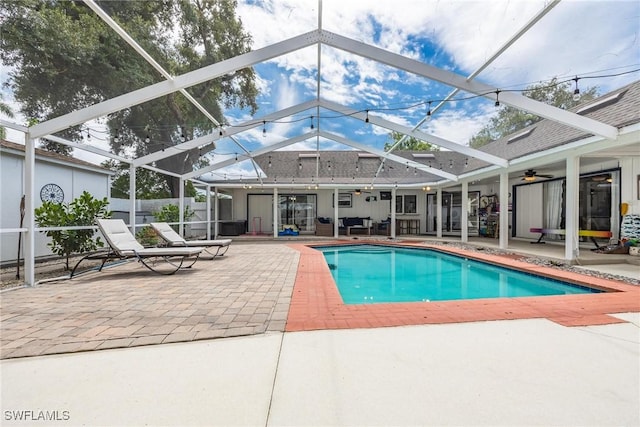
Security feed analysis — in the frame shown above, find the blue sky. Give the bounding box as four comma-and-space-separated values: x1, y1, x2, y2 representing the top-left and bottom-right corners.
2, 0, 639, 181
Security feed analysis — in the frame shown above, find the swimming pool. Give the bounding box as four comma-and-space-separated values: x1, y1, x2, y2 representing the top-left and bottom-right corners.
317, 244, 601, 304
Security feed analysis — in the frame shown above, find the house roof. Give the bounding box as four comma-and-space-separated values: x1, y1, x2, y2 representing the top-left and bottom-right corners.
479, 79, 640, 161
0, 140, 113, 175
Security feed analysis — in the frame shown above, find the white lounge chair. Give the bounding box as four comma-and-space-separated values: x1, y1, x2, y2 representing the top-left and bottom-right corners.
71, 219, 204, 277
150, 222, 232, 259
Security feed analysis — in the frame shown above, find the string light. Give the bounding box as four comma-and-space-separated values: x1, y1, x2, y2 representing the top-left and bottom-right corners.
494, 90, 501, 107
572, 76, 581, 101
180, 126, 186, 142
235, 153, 238, 162
365, 110, 369, 123
449, 159, 453, 169
268, 155, 272, 168
298, 162, 302, 170
113, 129, 120, 143
406, 162, 409, 172
310, 116, 314, 130
145, 135, 150, 143
464, 158, 469, 167
262, 121, 266, 137
426, 101, 432, 120
86, 130, 91, 140
355, 162, 359, 172
327, 160, 331, 171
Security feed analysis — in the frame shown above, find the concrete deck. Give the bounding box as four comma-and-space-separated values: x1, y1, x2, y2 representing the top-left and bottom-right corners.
2, 315, 638, 426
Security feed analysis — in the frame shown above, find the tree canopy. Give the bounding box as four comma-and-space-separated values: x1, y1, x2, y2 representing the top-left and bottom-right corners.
469, 78, 598, 148
384, 131, 440, 151
0, 0, 259, 196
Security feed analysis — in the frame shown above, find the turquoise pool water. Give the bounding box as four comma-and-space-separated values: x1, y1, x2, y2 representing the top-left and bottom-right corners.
317, 245, 600, 304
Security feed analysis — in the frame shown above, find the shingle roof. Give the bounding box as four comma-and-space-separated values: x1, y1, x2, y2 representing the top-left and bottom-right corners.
477, 79, 640, 162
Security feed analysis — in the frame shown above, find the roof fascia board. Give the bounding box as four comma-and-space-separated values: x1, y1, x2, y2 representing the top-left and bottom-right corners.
184, 131, 317, 180
31, 31, 321, 138
44, 134, 130, 163
321, 31, 618, 141
320, 99, 507, 167
318, 130, 458, 181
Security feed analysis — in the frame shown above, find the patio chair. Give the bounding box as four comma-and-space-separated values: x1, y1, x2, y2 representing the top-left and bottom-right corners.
150, 222, 232, 259
70, 219, 204, 277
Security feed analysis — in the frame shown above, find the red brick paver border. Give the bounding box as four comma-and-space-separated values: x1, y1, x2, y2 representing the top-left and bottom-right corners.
286, 242, 640, 331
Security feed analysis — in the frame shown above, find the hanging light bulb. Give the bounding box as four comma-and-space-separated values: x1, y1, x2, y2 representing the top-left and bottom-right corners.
355, 162, 359, 172
235, 153, 238, 162
310, 115, 314, 130
494, 90, 501, 107
449, 159, 453, 169
219, 127, 224, 136
262, 121, 266, 137
113, 128, 120, 143
426, 101, 432, 120
572, 76, 581, 101
406, 162, 409, 172
86, 129, 91, 141
180, 126, 186, 142
328, 160, 331, 171
145, 135, 150, 143
365, 110, 369, 123
268, 155, 272, 168
414, 167, 417, 176
298, 162, 302, 170
464, 158, 469, 167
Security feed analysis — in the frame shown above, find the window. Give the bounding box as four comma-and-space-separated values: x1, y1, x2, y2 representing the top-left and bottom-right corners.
338, 193, 352, 208
396, 195, 417, 214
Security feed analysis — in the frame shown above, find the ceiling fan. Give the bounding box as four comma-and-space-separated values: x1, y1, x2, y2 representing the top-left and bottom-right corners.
519, 169, 553, 182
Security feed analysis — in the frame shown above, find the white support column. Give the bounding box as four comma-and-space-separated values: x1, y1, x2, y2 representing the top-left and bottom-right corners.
461, 181, 469, 243
273, 187, 279, 238
391, 187, 397, 238
565, 154, 580, 261
206, 185, 211, 240
24, 134, 35, 286
129, 164, 136, 234
213, 186, 219, 238
333, 188, 339, 237
179, 178, 185, 236
499, 171, 509, 249
436, 188, 443, 239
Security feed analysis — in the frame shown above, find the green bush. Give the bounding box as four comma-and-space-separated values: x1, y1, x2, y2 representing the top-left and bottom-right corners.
34, 191, 111, 270
154, 204, 195, 231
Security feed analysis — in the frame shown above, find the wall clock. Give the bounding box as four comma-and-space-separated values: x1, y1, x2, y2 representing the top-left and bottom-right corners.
40, 183, 64, 203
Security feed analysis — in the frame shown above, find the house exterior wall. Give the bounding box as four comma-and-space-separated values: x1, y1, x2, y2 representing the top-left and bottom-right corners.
0, 150, 110, 265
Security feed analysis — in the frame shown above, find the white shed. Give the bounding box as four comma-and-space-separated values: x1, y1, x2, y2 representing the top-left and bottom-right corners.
0, 140, 113, 264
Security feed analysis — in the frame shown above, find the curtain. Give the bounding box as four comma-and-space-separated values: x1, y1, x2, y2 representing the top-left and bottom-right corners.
544, 180, 563, 239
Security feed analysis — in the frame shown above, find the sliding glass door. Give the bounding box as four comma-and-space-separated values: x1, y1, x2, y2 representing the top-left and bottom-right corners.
278, 194, 317, 232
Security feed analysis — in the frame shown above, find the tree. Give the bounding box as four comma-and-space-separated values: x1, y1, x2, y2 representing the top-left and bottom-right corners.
1, 0, 258, 195
104, 160, 200, 199
469, 78, 598, 148
34, 191, 111, 270
384, 131, 440, 151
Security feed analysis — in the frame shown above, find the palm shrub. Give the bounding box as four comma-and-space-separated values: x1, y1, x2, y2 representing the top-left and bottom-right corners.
34, 191, 111, 270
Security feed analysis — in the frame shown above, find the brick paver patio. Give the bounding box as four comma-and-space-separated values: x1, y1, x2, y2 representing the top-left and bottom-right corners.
2, 240, 639, 360
1, 243, 299, 359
